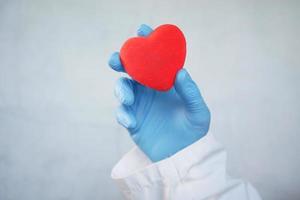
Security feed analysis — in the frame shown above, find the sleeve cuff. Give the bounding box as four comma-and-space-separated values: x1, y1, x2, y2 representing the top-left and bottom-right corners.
111, 133, 225, 192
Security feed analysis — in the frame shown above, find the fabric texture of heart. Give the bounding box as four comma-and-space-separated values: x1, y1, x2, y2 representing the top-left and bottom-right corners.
120, 24, 186, 91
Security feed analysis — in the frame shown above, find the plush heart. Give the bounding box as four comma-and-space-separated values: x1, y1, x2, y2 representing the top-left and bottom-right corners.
120, 24, 186, 91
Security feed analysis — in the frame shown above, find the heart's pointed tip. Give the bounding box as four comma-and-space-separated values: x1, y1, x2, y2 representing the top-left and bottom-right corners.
148, 81, 175, 92
158, 87, 173, 92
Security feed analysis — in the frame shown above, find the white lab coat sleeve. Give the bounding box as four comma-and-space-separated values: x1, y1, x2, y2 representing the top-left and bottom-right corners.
111, 134, 261, 200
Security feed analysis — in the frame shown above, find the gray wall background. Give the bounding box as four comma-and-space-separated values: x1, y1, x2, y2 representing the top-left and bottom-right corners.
0, 0, 299, 199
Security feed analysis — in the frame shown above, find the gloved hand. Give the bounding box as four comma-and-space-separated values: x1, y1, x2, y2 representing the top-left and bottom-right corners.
109, 24, 211, 162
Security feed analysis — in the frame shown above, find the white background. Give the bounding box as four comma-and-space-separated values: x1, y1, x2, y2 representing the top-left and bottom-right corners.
0, 0, 299, 199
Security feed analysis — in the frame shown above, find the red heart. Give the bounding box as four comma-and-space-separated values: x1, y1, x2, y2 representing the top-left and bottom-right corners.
120, 24, 186, 91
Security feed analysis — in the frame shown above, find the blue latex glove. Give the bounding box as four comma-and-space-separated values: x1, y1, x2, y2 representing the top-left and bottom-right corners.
109, 24, 211, 162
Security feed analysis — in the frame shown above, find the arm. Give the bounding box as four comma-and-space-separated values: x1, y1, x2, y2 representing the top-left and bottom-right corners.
111, 134, 261, 200
108, 24, 261, 200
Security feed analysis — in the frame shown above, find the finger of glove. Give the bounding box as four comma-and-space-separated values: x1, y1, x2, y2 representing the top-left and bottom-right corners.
109, 25, 152, 73
114, 77, 135, 106
108, 52, 125, 72
174, 69, 206, 114
137, 24, 153, 36
116, 105, 137, 129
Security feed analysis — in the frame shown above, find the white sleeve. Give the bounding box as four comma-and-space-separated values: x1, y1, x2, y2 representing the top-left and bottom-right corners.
111, 134, 262, 200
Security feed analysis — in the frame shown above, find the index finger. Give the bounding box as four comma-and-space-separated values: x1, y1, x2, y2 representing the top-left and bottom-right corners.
108, 24, 153, 73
